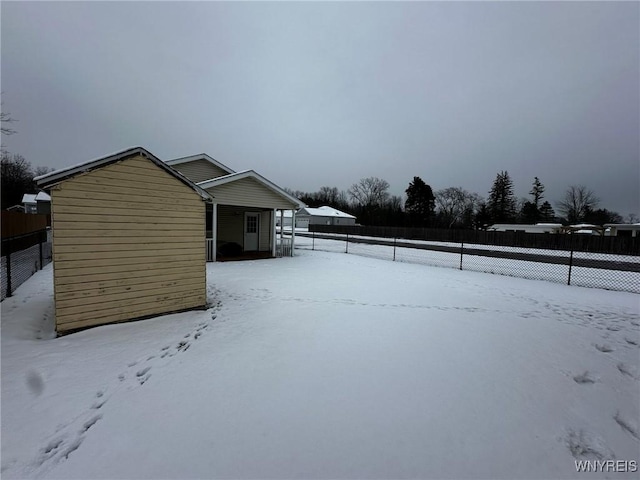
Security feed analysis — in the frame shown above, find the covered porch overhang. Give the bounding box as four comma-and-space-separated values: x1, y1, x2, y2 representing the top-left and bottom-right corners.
206, 203, 297, 262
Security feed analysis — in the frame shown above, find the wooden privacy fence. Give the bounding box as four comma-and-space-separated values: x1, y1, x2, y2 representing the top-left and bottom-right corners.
1, 211, 49, 238
310, 224, 640, 256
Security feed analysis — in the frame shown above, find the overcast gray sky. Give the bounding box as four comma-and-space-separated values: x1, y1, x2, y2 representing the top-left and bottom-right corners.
2, 1, 638, 216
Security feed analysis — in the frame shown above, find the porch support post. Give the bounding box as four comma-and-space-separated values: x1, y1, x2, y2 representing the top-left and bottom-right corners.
291, 209, 296, 256
211, 202, 217, 262
272, 209, 277, 257
280, 210, 284, 237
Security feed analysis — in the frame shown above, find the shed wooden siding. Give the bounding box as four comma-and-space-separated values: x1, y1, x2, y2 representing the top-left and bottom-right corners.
171, 159, 229, 183
206, 177, 297, 210
51, 154, 206, 333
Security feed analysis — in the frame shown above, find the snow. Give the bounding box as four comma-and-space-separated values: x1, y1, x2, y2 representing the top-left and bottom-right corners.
299, 206, 356, 218
295, 232, 640, 293
21, 194, 37, 204
34, 192, 51, 202
32, 146, 143, 182
2, 252, 639, 479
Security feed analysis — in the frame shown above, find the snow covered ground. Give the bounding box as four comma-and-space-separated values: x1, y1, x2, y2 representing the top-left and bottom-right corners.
294, 233, 640, 294
1, 250, 639, 479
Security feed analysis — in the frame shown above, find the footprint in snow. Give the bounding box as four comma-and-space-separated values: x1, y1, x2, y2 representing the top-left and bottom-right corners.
613, 411, 639, 440
594, 343, 613, 353
573, 371, 596, 385
617, 363, 638, 379
565, 428, 616, 461
136, 367, 152, 385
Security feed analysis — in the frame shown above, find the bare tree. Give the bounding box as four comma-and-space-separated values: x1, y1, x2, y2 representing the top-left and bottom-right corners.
34, 166, 54, 177
348, 177, 390, 208
557, 185, 600, 223
1, 153, 34, 209
625, 213, 639, 224
435, 187, 481, 228
317, 186, 340, 205
1, 93, 17, 137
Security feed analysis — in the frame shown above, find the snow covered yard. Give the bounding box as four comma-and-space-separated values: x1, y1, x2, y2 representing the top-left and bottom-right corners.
1, 250, 639, 479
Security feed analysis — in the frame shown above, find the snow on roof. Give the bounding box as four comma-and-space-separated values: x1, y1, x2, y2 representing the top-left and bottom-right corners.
35, 192, 51, 202
299, 206, 356, 218
569, 224, 600, 229
22, 194, 37, 204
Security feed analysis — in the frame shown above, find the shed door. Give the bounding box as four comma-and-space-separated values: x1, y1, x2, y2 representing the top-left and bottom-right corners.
244, 213, 260, 251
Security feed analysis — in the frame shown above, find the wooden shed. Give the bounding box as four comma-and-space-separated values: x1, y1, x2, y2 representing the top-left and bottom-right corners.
35, 147, 212, 334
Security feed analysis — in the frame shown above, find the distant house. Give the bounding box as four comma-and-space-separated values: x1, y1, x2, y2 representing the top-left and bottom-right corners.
295, 206, 357, 229
21, 194, 37, 213
35, 191, 51, 215
20, 192, 51, 214
563, 224, 605, 235
486, 223, 564, 234
165, 154, 304, 261
604, 223, 640, 238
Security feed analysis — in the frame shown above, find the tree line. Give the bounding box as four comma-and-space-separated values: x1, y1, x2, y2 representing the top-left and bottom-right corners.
1, 100, 52, 210
1, 96, 634, 226
287, 171, 635, 229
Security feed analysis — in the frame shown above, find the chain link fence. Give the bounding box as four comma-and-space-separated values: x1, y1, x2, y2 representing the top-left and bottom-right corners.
295, 232, 640, 294
1, 230, 52, 301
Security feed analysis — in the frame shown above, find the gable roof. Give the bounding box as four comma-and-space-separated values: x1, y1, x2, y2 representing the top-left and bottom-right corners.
35, 192, 51, 202
198, 170, 305, 209
35, 147, 213, 202
165, 153, 235, 176
298, 206, 356, 219
22, 194, 37, 204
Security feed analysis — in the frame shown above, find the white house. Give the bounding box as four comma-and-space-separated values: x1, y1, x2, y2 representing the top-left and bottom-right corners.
295, 206, 357, 228
487, 223, 563, 234
604, 223, 640, 237
21, 193, 37, 213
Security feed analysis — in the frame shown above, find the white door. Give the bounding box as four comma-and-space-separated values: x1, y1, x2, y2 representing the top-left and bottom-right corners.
244, 213, 259, 251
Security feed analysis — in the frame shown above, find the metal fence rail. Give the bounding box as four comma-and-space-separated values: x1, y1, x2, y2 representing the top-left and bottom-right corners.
296, 232, 640, 294
1, 230, 52, 301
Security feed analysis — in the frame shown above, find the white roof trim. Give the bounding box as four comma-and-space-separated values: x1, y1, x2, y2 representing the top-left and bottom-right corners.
35, 146, 213, 202
198, 170, 305, 208
165, 153, 235, 175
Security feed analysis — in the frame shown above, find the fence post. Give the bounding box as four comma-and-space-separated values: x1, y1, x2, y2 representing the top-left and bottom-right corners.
346, 234, 349, 254
39, 231, 44, 270
6, 240, 12, 298
393, 237, 397, 261
567, 235, 574, 286
460, 241, 464, 270
312, 231, 315, 251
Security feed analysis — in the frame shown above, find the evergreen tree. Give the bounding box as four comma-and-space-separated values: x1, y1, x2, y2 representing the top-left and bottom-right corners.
475, 202, 491, 228
519, 201, 539, 223
529, 177, 545, 209
487, 171, 516, 223
538, 201, 556, 222
405, 176, 435, 227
